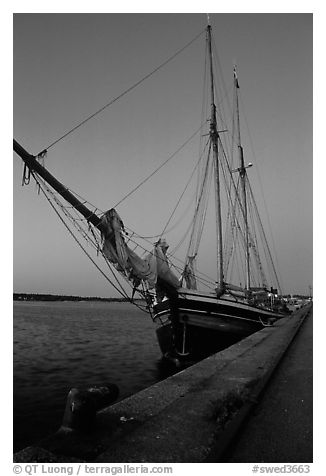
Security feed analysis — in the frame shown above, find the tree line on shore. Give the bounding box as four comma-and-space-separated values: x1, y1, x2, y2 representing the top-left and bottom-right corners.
14, 292, 310, 302
13, 293, 130, 302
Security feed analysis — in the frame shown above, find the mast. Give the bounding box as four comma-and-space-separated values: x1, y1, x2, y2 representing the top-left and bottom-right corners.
207, 22, 224, 293
13, 139, 103, 231
233, 66, 250, 291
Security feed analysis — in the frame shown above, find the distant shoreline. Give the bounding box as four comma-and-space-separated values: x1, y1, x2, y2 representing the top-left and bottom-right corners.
13, 293, 140, 303
13, 292, 310, 303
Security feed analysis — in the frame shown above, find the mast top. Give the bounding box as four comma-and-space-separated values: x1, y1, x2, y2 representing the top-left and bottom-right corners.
207, 13, 211, 26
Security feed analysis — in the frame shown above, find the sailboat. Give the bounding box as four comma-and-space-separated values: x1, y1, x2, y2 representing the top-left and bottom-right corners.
14, 20, 290, 361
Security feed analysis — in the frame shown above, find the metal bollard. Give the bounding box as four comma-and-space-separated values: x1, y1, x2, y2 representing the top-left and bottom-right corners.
61, 384, 119, 432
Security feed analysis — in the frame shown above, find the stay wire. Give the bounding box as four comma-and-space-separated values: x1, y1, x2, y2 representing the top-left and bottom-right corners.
37, 28, 206, 156
113, 122, 205, 208
239, 92, 283, 292
31, 172, 151, 311
32, 173, 129, 297
160, 137, 210, 238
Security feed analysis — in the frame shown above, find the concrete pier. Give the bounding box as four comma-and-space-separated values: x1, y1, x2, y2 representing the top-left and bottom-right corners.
14, 305, 312, 463
223, 306, 313, 462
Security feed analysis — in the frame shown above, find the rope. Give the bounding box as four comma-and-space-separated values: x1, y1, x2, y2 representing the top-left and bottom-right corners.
185, 141, 212, 263
126, 193, 195, 240
37, 28, 205, 155
113, 123, 204, 208
238, 92, 283, 293
21, 26, 281, 300
31, 171, 150, 313
119, 227, 216, 291
259, 316, 273, 327
22, 162, 30, 185
160, 137, 210, 237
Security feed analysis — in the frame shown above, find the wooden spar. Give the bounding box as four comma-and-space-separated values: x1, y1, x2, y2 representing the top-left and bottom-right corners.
234, 67, 250, 291
207, 24, 224, 292
13, 139, 103, 230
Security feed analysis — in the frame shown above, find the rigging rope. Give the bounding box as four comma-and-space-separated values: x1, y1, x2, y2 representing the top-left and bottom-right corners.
186, 143, 213, 263
30, 171, 150, 313
22, 24, 282, 299
37, 28, 206, 156
238, 91, 283, 292
247, 180, 282, 292
113, 123, 204, 208
121, 227, 216, 291
160, 137, 210, 238
29, 166, 217, 301
239, 88, 283, 289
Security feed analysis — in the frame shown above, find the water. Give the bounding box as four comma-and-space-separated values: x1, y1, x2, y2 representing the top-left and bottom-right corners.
13, 300, 176, 452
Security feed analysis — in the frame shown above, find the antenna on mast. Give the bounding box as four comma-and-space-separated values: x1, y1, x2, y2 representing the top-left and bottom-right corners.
207, 13, 210, 26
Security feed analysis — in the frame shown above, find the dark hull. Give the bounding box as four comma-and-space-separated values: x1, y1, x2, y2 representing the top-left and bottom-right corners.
153, 290, 285, 359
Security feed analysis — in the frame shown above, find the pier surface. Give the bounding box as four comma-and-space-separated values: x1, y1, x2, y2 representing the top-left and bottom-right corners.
14, 305, 312, 463
223, 306, 313, 462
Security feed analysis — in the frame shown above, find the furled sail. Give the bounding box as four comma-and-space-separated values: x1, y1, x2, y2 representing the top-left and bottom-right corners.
100, 209, 180, 290
154, 239, 180, 289
182, 256, 197, 290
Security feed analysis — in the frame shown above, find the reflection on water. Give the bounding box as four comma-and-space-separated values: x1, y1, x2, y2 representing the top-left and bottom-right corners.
13, 301, 179, 452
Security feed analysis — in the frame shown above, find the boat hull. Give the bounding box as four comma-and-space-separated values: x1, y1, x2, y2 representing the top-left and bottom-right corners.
153, 289, 285, 359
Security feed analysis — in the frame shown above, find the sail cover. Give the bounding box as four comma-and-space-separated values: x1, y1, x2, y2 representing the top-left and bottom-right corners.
100, 209, 180, 289
183, 256, 197, 290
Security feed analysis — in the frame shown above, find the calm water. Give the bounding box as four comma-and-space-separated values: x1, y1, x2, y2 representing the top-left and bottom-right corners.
13, 301, 177, 452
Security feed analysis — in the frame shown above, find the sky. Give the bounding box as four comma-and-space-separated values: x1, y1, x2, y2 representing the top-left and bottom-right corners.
13, 12, 313, 297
